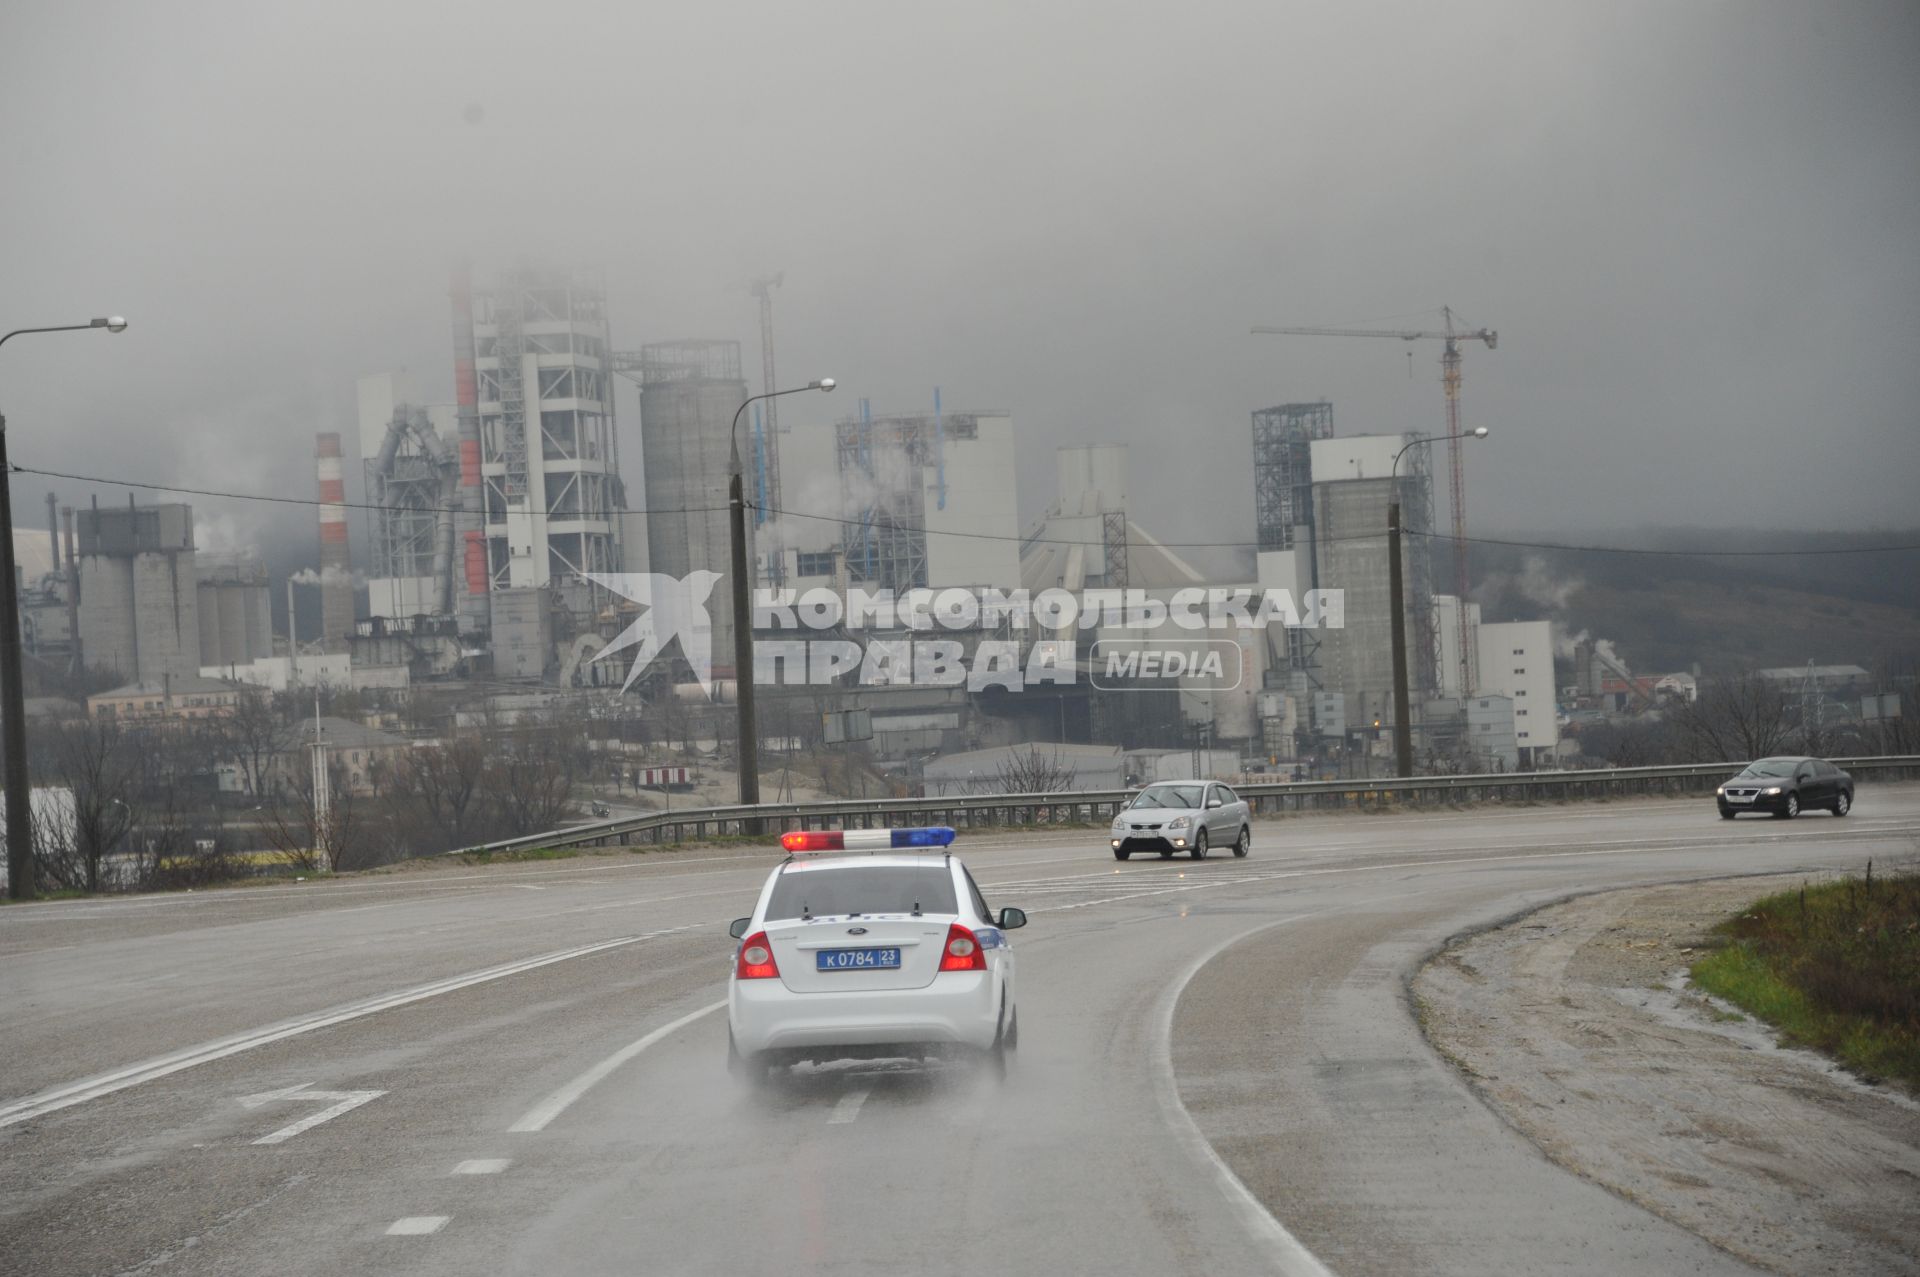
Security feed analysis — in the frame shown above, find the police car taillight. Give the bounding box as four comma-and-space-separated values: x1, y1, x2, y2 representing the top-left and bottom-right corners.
780, 827, 957, 853
938, 922, 987, 972
736, 932, 779, 980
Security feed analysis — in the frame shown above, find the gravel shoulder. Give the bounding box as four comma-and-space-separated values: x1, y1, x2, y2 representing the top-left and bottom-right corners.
1413, 874, 1920, 1277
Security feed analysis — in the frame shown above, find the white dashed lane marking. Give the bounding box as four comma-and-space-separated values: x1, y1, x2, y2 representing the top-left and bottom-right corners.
386, 1216, 450, 1236
827, 1089, 870, 1125
451, 1159, 511, 1175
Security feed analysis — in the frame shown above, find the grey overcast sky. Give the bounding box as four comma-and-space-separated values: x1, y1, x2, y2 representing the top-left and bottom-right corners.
2, 0, 1916, 566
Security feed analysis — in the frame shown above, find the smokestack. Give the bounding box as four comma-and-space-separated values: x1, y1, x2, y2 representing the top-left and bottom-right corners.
449, 265, 489, 633
62, 506, 80, 674
315, 432, 353, 653
46, 492, 59, 573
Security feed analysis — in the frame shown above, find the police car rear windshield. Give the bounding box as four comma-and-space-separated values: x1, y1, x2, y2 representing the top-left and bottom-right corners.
767, 864, 958, 920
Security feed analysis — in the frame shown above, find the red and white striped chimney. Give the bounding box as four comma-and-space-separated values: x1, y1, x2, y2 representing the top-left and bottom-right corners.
315, 432, 354, 652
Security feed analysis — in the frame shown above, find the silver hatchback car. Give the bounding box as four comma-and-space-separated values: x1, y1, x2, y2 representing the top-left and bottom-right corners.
1109, 781, 1251, 861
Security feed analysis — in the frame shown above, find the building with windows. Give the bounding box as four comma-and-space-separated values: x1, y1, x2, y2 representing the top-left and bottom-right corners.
88, 675, 245, 722
1466, 693, 1519, 771
1475, 619, 1557, 766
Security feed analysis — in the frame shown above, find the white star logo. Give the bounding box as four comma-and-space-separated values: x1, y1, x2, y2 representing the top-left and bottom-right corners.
584, 571, 724, 696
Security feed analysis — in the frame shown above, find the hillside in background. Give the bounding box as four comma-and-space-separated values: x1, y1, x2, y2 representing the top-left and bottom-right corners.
1456, 528, 1920, 678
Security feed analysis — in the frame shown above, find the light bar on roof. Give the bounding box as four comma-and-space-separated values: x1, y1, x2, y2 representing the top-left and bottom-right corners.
780, 827, 957, 854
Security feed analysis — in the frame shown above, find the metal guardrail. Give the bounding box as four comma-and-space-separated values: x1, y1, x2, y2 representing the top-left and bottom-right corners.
451, 755, 1920, 858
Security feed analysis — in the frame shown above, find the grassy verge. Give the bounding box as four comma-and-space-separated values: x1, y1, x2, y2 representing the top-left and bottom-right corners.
1690, 862, 1920, 1090
459, 846, 582, 865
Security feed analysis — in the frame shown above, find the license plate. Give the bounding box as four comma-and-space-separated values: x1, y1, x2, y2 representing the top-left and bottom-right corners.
1728, 793, 1755, 804
816, 947, 902, 971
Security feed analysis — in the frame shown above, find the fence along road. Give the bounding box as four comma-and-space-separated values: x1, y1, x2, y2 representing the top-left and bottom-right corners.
461, 754, 1920, 855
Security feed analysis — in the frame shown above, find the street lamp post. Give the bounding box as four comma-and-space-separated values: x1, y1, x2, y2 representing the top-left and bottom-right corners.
1388, 426, 1488, 779
728, 378, 835, 809
2, 317, 128, 900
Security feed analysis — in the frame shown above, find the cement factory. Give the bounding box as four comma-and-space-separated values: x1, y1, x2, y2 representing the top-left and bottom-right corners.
16, 266, 1571, 790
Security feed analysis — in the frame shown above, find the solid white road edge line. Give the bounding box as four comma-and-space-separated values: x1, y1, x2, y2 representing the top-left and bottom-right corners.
1152, 911, 1337, 1277
0, 930, 700, 1130
508, 1000, 727, 1133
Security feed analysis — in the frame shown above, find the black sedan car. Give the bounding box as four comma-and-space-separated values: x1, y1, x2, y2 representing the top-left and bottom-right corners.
1716, 756, 1853, 819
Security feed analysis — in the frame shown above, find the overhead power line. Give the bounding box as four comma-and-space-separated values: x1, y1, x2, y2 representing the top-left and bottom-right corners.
10, 463, 725, 521
13, 461, 1918, 559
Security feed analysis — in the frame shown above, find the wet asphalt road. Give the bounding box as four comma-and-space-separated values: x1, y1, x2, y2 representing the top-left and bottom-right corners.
4, 789, 1916, 1276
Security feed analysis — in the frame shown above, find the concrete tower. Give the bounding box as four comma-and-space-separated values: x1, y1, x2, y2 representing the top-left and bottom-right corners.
635, 340, 749, 667
471, 268, 622, 591
76, 502, 201, 685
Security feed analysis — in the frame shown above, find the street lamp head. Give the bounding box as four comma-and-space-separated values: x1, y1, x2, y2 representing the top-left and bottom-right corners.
92, 316, 129, 333
811, 377, 837, 392
1470, 426, 1489, 438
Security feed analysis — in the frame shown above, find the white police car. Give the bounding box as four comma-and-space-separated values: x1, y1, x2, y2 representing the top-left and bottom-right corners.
726, 827, 1025, 1080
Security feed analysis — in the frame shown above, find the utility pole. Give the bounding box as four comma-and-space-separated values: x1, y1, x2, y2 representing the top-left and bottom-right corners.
727, 378, 836, 812
3, 316, 127, 900
750, 273, 785, 583
311, 688, 331, 872
1387, 427, 1489, 778
0, 415, 32, 897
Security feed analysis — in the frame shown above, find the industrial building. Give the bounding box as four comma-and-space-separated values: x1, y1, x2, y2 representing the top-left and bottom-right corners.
1019, 444, 1241, 750
1476, 620, 1557, 766
622, 339, 749, 667
359, 372, 464, 622
195, 552, 274, 670
1429, 600, 1561, 769
471, 269, 625, 592
1302, 432, 1437, 741
15, 520, 74, 668
833, 404, 1021, 593
1465, 692, 1519, 770
76, 502, 202, 686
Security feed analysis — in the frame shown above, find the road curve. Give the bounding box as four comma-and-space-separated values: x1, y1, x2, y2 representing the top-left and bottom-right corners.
3, 791, 1915, 1275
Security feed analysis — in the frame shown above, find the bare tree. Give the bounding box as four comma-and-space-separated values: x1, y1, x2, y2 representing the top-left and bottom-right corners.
1673, 674, 1794, 762
484, 728, 576, 837
393, 736, 489, 849
221, 689, 283, 797
258, 755, 373, 873
994, 745, 1079, 794
1572, 717, 1685, 767
38, 719, 139, 892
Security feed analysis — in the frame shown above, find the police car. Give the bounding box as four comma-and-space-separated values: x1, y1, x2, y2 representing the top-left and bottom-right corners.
726, 828, 1026, 1080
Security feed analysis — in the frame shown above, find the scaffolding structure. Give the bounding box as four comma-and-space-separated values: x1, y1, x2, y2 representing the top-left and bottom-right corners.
1252, 402, 1334, 550
365, 405, 460, 615
473, 269, 621, 589
367, 436, 442, 583
834, 406, 983, 593
1101, 510, 1129, 590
